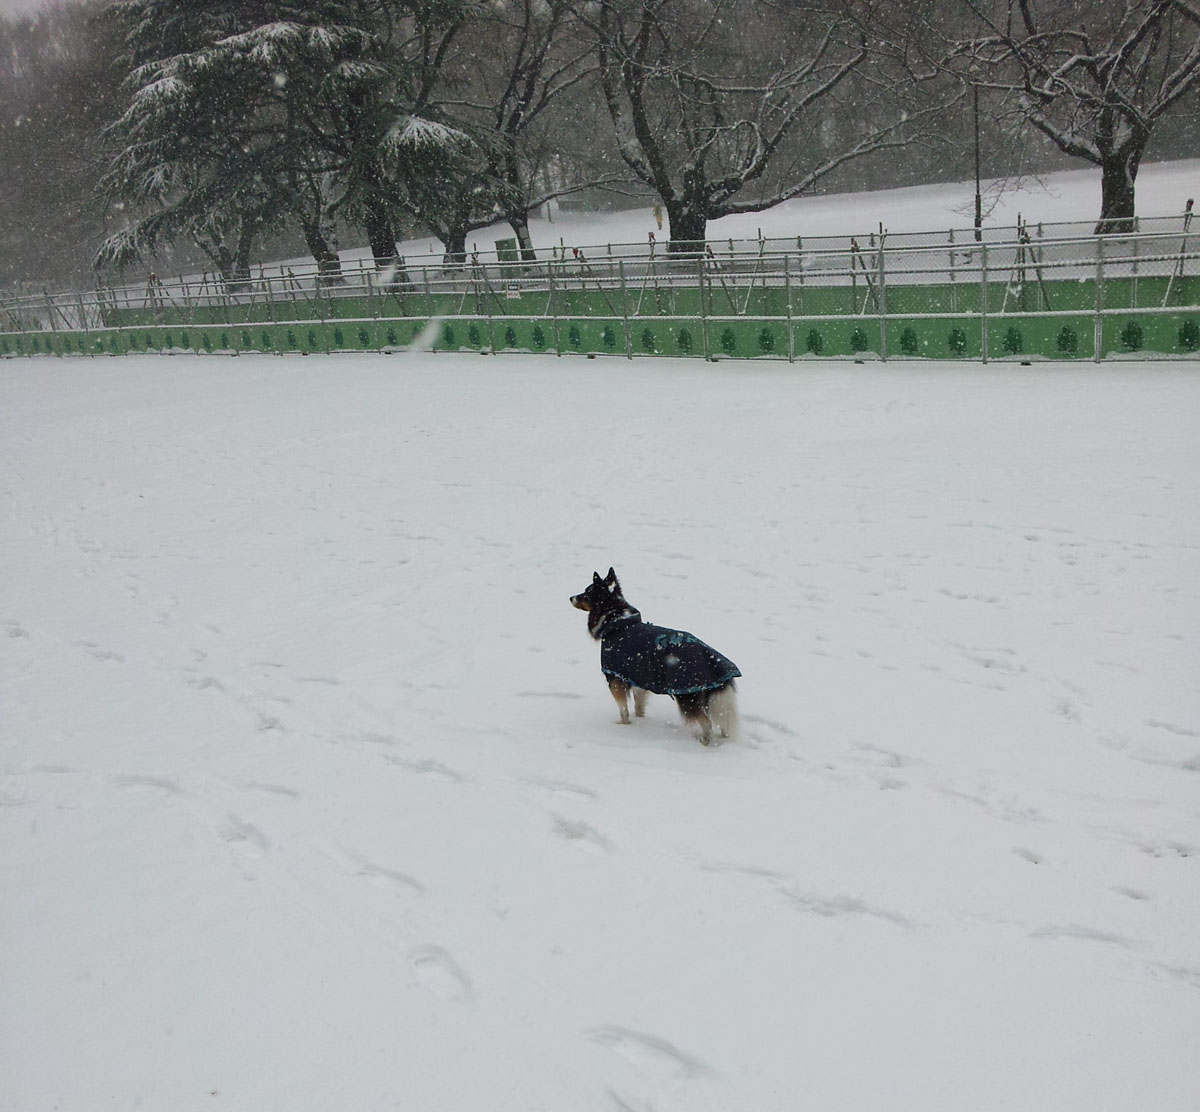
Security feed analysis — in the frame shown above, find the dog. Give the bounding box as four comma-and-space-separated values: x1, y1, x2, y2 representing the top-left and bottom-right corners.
570, 568, 740, 745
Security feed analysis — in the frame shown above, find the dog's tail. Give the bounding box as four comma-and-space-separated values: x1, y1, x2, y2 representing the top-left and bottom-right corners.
707, 681, 740, 742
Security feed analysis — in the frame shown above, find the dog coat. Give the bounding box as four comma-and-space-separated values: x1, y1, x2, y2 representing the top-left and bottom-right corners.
599, 609, 740, 696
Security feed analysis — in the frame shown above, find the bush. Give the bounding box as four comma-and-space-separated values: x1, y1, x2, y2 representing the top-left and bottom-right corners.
899, 327, 918, 355
805, 329, 823, 355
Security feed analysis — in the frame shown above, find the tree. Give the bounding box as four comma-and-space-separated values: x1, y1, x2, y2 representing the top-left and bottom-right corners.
586, 0, 943, 250
396, 0, 606, 266
441, 0, 602, 261
97, 0, 290, 285
948, 0, 1200, 233
99, 0, 471, 280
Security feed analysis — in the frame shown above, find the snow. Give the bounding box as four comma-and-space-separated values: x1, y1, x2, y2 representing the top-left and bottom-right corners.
3, 167, 1200, 1111
429, 156, 1200, 259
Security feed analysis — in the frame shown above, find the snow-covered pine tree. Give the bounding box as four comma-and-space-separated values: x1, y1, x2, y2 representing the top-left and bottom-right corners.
99, 0, 473, 280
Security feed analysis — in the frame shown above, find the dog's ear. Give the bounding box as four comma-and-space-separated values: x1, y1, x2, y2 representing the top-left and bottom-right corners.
604, 567, 620, 592
592, 571, 604, 587
604, 566, 617, 584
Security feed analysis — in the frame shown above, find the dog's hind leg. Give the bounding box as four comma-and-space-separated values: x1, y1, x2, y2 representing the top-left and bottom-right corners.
675, 692, 714, 745
608, 677, 632, 724
706, 682, 740, 742
633, 688, 648, 718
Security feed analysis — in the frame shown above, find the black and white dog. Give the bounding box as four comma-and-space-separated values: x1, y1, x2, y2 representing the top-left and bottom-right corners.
570, 568, 740, 745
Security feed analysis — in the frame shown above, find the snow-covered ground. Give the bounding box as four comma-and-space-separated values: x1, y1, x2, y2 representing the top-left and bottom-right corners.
4, 161, 1199, 1110
401, 156, 1200, 260
2, 350, 1198, 1111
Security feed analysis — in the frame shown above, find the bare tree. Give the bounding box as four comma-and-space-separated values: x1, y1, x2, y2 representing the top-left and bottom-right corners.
948, 0, 1200, 232
424, 0, 606, 263
585, 0, 944, 250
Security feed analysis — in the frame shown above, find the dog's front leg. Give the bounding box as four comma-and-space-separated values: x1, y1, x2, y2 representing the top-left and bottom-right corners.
608, 677, 632, 724
633, 688, 648, 718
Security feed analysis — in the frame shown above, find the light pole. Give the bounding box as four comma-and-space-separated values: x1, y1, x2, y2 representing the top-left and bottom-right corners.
973, 83, 982, 242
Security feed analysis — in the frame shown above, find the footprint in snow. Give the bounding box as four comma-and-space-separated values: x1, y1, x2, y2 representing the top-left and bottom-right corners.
242, 781, 300, 799
742, 713, 798, 738
355, 859, 426, 894
1030, 924, 1133, 947
782, 889, 916, 930
384, 754, 467, 784
551, 814, 611, 854
410, 945, 473, 1001
185, 673, 226, 692
589, 1026, 713, 1079
220, 814, 271, 857
75, 640, 124, 663
113, 775, 185, 796
523, 777, 597, 801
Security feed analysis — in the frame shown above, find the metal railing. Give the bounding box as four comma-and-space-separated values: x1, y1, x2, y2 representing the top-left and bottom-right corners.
3, 222, 1197, 363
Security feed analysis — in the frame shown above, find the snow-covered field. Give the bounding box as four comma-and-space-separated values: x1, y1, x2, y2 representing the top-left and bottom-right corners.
4, 155, 1199, 1112
2, 350, 1198, 1110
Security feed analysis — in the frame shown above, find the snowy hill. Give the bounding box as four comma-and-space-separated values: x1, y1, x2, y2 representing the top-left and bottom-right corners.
2, 164, 1199, 1112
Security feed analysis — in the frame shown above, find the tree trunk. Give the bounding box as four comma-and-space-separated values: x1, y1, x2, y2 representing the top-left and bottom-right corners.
665, 201, 708, 253
510, 212, 537, 262
363, 197, 398, 269
301, 217, 342, 283
442, 225, 469, 266
1095, 153, 1139, 235
212, 241, 234, 284
231, 229, 253, 290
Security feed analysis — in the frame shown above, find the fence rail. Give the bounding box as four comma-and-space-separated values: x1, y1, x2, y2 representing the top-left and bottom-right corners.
3, 225, 1197, 363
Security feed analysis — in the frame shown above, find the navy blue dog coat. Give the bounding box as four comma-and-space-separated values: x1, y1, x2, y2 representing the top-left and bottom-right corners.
599, 609, 741, 696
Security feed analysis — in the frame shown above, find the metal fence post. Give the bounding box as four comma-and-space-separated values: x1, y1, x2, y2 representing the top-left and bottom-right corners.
547, 259, 561, 355
618, 261, 632, 359
878, 235, 888, 361
980, 243, 989, 364
699, 254, 710, 360
949, 227, 957, 313
481, 264, 495, 354
784, 254, 794, 363
1093, 236, 1105, 363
